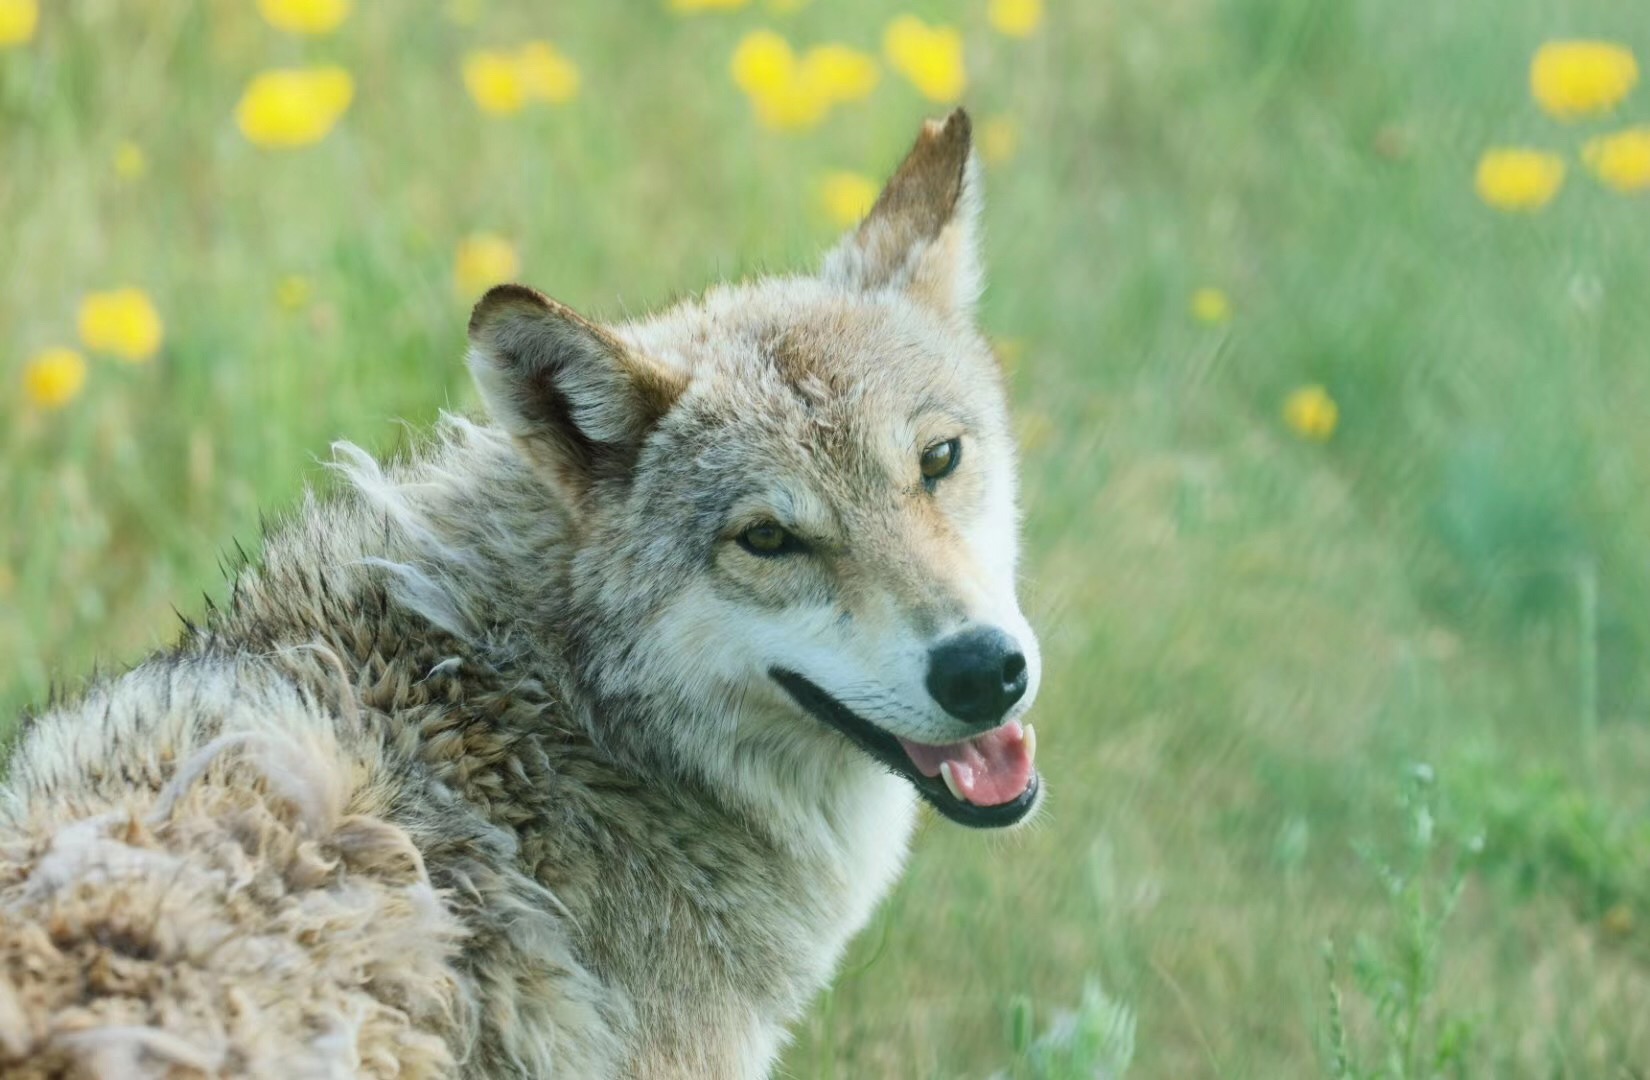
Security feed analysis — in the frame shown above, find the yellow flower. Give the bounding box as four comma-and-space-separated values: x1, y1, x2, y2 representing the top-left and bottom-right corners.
23, 347, 87, 410
988, 0, 1043, 38
1474, 148, 1565, 212
517, 41, 580, 104
235, 66, 354, 149
981, 115, 1019, 165
113, 141, 147, 181
753, 81, 831, 130
276, 274, 313, 312
732, 30, 793, 97
1190, 287, 1232, 324
454, 233, 520, 298
1583, 127, 1650, 193
464, 50, 528, 115
257, 0, 350, 36
78, 288, 164, 362
732, 33, 872, 131
668, 0, 749, 10
1530, 40, 1638, 120
1283, 385, 1338, 442
801, 44, 879, 104
465, 44, 580, 115
0, 0, 37, 47
884, 16, 966, 103
820, 172, 879, 228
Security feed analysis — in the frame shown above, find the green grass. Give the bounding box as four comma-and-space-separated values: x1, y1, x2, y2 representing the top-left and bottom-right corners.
5, 1, 1650, 1075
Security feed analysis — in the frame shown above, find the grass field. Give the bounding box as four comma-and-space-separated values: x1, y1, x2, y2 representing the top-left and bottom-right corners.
5, 1, 1650, 1076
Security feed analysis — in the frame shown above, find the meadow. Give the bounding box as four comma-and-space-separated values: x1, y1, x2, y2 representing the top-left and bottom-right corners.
4, 0, 1650, 1076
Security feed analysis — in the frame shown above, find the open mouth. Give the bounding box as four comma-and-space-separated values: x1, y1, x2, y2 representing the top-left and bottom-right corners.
770, 668, 1040, 828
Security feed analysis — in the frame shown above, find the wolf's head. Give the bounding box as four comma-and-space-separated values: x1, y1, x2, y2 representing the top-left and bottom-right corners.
467, 110, 1040, 829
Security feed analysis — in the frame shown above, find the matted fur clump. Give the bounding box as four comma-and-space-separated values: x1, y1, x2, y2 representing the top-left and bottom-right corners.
0, 706, 467, 1078
1, 110, 1045, 1077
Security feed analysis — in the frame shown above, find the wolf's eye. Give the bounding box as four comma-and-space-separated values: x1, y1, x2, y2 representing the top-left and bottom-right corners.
738, 522, 805, 558
920, 438, 962, 488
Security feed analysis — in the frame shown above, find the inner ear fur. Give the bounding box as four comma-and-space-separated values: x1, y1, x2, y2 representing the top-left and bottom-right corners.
467, 283, 686, 500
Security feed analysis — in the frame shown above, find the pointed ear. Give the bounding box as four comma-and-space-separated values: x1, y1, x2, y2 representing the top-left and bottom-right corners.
467, 284, 686, 502
823, 108, 983, 319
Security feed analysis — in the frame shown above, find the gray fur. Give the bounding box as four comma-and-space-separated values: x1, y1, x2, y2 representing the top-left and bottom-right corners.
0, 110, 1039, 1078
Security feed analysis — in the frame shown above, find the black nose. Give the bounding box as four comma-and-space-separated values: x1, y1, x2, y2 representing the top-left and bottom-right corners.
925, 626, 1028, 727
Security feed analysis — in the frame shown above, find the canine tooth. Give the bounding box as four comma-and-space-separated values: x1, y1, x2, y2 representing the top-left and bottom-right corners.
1024, 723, 1037, 766
940, 761, 967, 803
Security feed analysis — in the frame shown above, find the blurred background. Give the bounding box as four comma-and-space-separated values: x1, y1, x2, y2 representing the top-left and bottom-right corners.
3, 0, 1649, 1075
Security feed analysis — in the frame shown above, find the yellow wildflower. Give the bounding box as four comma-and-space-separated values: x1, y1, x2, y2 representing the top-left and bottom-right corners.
752, 81, 831, 130
1190, 287, 1232, 325
276, 275, 313, 312
454, 233, 520, 298
802, 44, 879, 104
1530, 40, 1638, 120
236, 66, 355, 149
668, 0, 749, 10
257, 0, 350, 36
1474, 148, 1565, 212
732, 30, 794, 97
1583, 127, 1650, 193
113, 141, 147, 182
981, 115, 1019, 165
0, 0, 37, 47
988, 0, 1043, 38
517, 42, 580, 104
733, 33, 872, 131
23, 347, 88, 410
464, 50, 528, 115
884, 16, 966, 103
820, 172, 879, 228
78, 288, 164, 362
1283, 385, 1338, 442
465, 44, 580, 115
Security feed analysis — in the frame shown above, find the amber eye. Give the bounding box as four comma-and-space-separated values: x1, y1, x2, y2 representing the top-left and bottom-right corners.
920, 438, 962, 487
737, 521, 805, 558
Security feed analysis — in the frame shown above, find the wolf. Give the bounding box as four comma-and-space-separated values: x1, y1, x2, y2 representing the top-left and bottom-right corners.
0, 108, 1041, 1078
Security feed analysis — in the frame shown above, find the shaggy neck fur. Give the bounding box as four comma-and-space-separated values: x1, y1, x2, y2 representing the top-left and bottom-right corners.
171, 413, 918, 1072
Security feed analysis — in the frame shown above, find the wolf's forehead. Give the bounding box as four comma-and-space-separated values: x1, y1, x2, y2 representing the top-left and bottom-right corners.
632, 279, 974, 387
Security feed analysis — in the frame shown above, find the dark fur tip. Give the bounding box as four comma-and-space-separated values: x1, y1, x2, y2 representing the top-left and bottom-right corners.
930, 107, 972, 147
468, 283, 554, 340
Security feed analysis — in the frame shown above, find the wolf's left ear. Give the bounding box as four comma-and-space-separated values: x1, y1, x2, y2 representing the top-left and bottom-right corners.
467, 284, 686, 502
823, 108, 983, 319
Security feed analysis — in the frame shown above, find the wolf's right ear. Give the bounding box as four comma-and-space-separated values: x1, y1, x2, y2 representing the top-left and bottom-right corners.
467, 284, 686, 502
822, 108, 983, 320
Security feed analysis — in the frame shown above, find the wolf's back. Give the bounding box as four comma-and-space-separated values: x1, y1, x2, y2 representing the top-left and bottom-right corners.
0, 659, 470, 1078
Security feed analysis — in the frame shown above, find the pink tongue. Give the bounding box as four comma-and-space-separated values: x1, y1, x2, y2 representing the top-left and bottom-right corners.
898, 720, 1033, 807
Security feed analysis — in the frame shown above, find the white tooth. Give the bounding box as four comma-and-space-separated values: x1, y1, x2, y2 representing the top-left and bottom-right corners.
940, 761, 967, 803
1024, 723, 1037, 766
